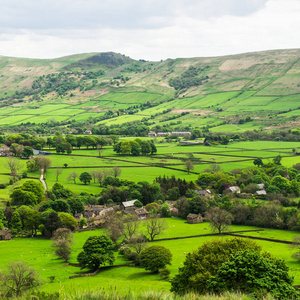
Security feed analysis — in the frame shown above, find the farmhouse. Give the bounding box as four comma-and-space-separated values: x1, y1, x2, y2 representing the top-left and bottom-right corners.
0, 145, 11, 156
0, 228, 11, 240
187, 213, 203, 224
122, 199, 138, 210
84, 130, 92, 135
256, 190, 267, 196
33, 149, 52, 155
148, 131, 157, 137
195, 189, 212, 198
171, 131, 191, 136
228, 186, 241, 194
135, 207, 148, 219
179, 140, 204, 145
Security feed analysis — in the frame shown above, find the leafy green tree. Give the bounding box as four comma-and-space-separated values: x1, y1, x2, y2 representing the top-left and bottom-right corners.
160, 202, 171, 217
207, 250, 298, 299
21, 146, 33, 158
120, 140, 131, 154
150, 142, 157, 154
9, 212, 22, 234
253, 157, 263, 167
273, 154, 282, 165
67, 197, 85, 215
59, 212, 77, 231
23, 210, 41, 236
170, 238, 261, 295
77, 235, 115, 271
271, 175, 290, 193
140, 245, 172, 273
79, 172, 92, 185
129, 141, 140, 156
45, 212, 63, 237
11, 189, 38, 206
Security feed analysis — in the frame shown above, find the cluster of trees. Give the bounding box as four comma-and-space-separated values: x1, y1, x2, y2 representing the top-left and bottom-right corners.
47, 133, 110, 152
169, 66, 210, 90
171, 238, 298, 299
31, 70, 105, 96
113, 139, 157, 156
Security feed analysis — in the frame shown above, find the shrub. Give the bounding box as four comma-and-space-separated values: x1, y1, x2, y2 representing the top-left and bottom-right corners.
140, 245, 172, 273
159, 268, 170, 280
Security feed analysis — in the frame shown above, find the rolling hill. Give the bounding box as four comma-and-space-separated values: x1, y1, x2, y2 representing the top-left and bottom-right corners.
0, 49, 299, 134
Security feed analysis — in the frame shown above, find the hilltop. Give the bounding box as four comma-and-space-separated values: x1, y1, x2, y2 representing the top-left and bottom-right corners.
0, 49, 299, 134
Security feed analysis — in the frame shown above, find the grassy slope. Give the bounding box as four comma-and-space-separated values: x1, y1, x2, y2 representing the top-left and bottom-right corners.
0, 49, 300, 132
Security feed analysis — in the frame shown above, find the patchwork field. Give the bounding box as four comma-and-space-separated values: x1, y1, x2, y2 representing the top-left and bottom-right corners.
0, 140, 297, 201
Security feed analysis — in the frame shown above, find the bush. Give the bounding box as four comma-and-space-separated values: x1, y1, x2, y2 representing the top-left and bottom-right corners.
159, 268, 170, 280
134, 200, 143, 208
140, 245, 172, 273
0, 183, 7, 189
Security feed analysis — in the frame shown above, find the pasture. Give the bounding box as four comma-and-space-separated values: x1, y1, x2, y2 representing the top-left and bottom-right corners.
1, 218, 300, 294
0, 140, 297, 201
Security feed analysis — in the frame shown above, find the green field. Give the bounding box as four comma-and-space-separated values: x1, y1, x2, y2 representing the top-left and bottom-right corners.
1, 219, 300, 294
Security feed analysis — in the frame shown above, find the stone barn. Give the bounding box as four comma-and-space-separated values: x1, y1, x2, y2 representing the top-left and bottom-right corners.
187, 213, 203, 224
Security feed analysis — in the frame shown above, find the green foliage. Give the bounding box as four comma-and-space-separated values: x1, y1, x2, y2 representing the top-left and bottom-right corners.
10, 180, 44, 206
9, 211, 22, 234
134, 200, 143, 208
207, 250, 298, 299
160, 202, 171, 217
140, 245, 172, 273
77, 235, 115, 271
253, 157, 263, 167
58, 212, 77, 231
79, 217, 87, 228
170, 238, 261, 295
79, 172, 92, 185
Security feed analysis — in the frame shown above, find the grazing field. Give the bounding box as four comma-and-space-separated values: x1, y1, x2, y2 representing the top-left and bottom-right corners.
1, 219, 300, 295
0, 140, 297, 201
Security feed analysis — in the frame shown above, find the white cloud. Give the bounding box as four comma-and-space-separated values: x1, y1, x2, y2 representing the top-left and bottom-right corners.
0, 0, 299, 60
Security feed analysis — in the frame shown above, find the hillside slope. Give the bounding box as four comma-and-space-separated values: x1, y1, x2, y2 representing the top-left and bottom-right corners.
0, 49, 299, 133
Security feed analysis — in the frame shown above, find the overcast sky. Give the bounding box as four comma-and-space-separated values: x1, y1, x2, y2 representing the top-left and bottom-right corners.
0, 0, 299, 61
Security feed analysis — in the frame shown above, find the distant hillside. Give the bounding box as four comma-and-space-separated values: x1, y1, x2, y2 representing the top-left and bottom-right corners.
0, 49, 299, 134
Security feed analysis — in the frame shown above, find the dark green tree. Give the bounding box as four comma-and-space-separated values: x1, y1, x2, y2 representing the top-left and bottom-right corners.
207, 250, 298, 299
170, 238, 261, 295
140, 245, 172, 273
79, 172, 92, 185
9, 211, 22, 234
77, 235, 115, 271
253, 157, 263, 167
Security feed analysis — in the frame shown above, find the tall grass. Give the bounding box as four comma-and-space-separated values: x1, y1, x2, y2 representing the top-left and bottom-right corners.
59, 288, 275, 300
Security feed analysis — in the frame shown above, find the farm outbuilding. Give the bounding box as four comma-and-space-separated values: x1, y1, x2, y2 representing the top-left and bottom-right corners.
187, 213, 203, 224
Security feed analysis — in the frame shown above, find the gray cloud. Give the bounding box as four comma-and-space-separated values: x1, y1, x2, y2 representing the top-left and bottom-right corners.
0, 0, 268, 34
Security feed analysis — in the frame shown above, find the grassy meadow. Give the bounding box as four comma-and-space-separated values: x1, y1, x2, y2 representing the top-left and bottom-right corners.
1, 218, 300, 295
0, 139, 298, 200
